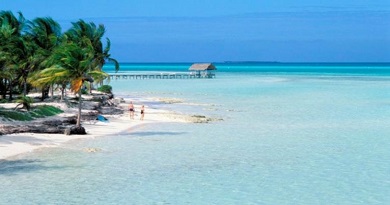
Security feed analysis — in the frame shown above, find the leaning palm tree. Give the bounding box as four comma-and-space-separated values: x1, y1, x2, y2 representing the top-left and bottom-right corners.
0, 11, 25, 35
66, 20, 119, 89
24, 17, 62, 99
34, 40, 107, 132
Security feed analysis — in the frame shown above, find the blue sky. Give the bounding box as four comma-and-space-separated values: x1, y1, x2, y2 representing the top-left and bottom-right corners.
1, 0, 389, 62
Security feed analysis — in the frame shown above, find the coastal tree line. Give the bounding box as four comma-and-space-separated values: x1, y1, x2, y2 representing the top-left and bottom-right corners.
0, 11, 119, 132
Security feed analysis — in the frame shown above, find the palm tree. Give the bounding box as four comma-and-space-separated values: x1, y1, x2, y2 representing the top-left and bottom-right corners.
24, 17, 62, 99
0, 59, 16, 100
13, 34, 39, 97
27, 17, 62, 51
2, 12, 118, 133
33, 40, 108, 131
0, 11, 26, 100
0, 36, 16, 99
66, 20, 119, 90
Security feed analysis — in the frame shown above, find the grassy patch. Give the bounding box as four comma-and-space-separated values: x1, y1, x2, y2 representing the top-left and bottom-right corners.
31, 105, 64, 117
0, 108, 33, 121
0, 105, 64, 121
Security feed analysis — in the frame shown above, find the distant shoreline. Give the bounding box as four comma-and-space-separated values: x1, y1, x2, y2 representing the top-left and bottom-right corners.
0, 91, 220, 160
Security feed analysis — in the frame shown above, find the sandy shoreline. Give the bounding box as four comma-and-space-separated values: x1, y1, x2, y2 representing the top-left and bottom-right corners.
0, 101, 186, 160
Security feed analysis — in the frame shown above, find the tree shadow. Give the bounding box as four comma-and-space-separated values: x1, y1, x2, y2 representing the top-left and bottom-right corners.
0, 135, 49, 145
128, 131, 187, 137
0, 159, 63, 175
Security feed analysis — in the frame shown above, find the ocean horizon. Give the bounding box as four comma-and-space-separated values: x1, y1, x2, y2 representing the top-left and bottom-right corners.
1, 62, 389, 204
104, 62, 390, 75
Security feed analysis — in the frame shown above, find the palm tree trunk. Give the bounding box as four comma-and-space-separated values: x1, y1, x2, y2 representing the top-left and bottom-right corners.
41, 86, 49, 101
0, 79, 6, 100
23, 77, 27, 96
8, 81, 13, 101
60, 84, 66, 101
41, 90, 45, 101
89, 82, 92, 94
76, 88, 82, 128
50, 84, 54, 99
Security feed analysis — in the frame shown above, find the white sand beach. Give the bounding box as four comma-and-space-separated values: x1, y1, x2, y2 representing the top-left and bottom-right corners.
0, 102, 186, 160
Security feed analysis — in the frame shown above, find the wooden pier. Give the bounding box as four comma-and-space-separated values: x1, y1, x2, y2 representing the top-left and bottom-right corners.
108, 73, 215, 80
109, 63, 217, 80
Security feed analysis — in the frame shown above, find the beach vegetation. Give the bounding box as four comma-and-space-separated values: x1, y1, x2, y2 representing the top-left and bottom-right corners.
0, 108, 32, 121
0, 105, 62, 121
31, 19, 115, 130
39, 41, 97, 128
0, 11, 25, 101
25, 17, 63, 99
14, 96, 33, 111
29, 105, 63, 117
81, 88, 89, 95
65, 20, 119, 93
0, 10, 119, 132
97, 85, 112, 94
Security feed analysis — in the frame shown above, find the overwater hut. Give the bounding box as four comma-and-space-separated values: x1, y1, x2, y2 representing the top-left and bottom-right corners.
189, 63, 217, 78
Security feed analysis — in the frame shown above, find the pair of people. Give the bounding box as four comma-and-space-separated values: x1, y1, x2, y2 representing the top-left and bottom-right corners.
128, 102, 144, 120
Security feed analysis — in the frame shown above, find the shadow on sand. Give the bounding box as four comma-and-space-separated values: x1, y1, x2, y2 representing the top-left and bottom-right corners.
0, 135, 51, 146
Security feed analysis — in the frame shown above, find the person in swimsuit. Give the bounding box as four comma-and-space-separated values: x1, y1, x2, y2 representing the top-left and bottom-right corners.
128, 101, 135, 119
140, 105, 145, 120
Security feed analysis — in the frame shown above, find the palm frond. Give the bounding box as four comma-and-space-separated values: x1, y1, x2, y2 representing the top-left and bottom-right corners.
107, 58, 120, 73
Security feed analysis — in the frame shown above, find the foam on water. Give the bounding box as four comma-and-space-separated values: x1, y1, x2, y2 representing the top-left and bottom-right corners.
1, 64, 390, 204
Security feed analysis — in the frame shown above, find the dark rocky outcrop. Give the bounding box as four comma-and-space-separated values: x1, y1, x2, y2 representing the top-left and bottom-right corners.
1, 124, 67, 135
63, 126, 87, 135
70, 126, 87, 135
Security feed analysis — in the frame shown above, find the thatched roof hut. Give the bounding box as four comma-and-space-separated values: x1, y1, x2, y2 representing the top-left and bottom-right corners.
188, 63, 216, 78
189, 63, 217, 71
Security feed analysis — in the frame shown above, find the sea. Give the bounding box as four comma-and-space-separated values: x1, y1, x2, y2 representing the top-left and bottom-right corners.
1, 62, 390, 204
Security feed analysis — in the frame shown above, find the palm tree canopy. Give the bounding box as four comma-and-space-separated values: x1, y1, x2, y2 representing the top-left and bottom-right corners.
0, 11, 25, 64
36, 41, 107, 93
26, 17, 62, 52
65, 19, 119, 72
0, 11, 26, 81
0, 11, 25, 36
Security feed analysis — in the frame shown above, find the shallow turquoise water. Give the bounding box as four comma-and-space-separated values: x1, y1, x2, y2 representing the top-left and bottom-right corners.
1, 64, 390, 204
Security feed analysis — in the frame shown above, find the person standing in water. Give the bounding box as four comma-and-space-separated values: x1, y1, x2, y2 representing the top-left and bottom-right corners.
140, 105, 145, 120
128, 101, 135, 119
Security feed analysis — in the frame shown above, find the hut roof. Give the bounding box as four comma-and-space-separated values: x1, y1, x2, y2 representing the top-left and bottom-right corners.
189, 63, 216, 71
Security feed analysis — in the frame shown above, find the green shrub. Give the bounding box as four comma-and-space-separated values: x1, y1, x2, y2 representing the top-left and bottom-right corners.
97, 85, 112, 94
0, 99, 8, 104
14, 96, 34, 111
